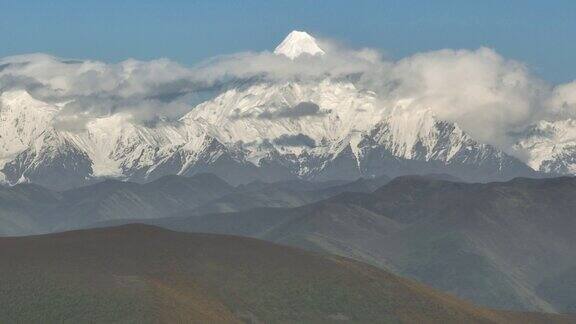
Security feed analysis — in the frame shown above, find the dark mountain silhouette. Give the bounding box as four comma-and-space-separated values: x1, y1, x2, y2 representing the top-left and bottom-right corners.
0, 174, 385, 236
0, 173, 235, 235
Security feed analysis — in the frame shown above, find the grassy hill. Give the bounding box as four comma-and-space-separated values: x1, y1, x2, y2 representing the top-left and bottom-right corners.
1, 224, 572, 323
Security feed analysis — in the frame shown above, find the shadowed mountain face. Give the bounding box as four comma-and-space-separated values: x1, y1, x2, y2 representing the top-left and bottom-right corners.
0, 224, 572, 323
0, 173, 389, 236
0, 173, 235, 235
354, 176, 576, 312
116, 176, 576, 313
193, 175, 391, 215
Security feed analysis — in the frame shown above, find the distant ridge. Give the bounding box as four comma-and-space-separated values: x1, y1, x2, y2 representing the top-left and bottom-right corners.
98, 175, 576, 313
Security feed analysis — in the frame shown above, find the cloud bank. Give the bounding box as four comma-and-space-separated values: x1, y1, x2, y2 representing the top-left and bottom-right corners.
0, 35, 575, 155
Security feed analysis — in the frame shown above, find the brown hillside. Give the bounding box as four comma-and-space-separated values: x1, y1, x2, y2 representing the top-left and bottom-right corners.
0, 224, 572, 323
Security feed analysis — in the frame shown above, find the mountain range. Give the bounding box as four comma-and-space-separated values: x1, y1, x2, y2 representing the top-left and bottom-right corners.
158, 175, 573, 313
5, 31, 575, 190
2, 171, 576, 314
0, 172, 400, 236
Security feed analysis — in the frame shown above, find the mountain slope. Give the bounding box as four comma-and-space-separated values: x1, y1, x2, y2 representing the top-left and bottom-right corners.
127, 176, 576, 313
317, 176, 576, 312
0, 183, 61, 235
0, 173, 380, 236
3, 173, 576, 312
0, 173, 235, 235
0, 224, 572, 323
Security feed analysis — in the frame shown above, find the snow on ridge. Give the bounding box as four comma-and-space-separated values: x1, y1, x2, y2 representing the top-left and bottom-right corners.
274, 31, 325, 59
515, 119, 576, 173
0, 78, 537, 188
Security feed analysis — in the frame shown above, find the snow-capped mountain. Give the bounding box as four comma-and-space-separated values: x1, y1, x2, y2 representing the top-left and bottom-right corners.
0, 31, 542, 189
515, 119, 576, 174
274, 30, 325, 59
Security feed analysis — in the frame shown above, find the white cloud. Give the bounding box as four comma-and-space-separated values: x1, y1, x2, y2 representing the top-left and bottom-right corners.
1, 36, 575, 155
381, 47, 550, 148
546, 81, 576, 119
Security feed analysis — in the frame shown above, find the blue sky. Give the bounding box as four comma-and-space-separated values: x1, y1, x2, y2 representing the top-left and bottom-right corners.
1, 0, 574, 83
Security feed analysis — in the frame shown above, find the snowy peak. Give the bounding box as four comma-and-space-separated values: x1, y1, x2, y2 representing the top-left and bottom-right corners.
0, 80, 537, 189
514, 119, 576, 174
274, 31, 325, 59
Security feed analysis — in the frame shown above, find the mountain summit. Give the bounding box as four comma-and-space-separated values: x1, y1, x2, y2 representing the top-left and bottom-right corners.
274, 30, 325, 59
